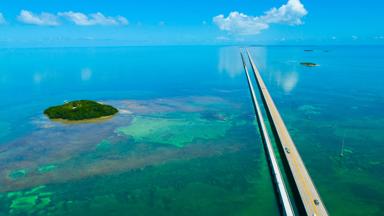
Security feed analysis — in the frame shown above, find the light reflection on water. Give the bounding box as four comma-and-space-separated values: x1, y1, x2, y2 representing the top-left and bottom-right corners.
81, 68, 92, 81
218, 47, 243, 78
274, 71, 299, 93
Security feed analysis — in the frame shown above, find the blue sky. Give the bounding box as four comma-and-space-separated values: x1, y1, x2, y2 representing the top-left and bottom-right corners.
0, 0, 383, 47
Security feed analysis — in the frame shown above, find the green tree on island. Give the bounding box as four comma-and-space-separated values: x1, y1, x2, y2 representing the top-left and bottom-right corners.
44, 100, 118, 121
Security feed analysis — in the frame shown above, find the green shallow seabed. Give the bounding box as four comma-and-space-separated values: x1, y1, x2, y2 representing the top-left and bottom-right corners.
38, 165, 57, 174
8, 169, 27, 180
284, 109, 384, 216
0, 105, 279, 216
116, 114, 232, 147
2, 185, 53, 215
0, 150, 278, 216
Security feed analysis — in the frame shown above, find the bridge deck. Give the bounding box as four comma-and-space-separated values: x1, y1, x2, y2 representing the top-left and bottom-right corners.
246, 49, 328, 216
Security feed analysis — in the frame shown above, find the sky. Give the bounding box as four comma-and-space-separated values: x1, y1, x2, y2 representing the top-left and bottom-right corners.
0, 0, 383, 47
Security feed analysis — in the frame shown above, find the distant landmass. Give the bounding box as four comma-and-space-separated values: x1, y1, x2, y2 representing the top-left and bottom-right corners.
300, 62, 319, 67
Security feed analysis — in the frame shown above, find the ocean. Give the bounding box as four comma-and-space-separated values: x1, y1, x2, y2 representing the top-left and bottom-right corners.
0, 46, 383, 215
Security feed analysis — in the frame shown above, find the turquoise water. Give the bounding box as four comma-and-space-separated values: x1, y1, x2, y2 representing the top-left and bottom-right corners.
0, 46, 383, 215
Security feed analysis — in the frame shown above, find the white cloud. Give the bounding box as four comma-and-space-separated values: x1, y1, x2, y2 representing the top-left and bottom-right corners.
18, 10, 59, 26
213, 0, 307, 35
0, 13, 6, 24
213, 12, 269, 35
59, 11, 128, 26
117, 16, 129, 25
58, 12, 91, 26
262, 0, 307, 25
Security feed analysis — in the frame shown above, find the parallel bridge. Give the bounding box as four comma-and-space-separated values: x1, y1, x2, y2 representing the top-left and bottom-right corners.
241, 49, 329, 216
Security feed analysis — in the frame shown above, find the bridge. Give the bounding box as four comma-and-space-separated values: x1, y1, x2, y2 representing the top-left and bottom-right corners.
241, 48, 329, 216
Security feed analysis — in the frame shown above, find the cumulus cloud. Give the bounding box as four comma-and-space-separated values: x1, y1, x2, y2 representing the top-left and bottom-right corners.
213, 12, 269, 35
0, 13, 6, 24
59, 11, 128, 26
117, 16, 129, 25
213, 0, 307, 35
18, 10, 59, 26
262, 0, 307, 25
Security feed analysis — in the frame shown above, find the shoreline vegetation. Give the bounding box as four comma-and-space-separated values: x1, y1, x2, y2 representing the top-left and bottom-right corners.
44, 100, 118, 122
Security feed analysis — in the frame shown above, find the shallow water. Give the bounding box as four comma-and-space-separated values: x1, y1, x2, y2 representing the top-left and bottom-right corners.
0, 46, 383, 215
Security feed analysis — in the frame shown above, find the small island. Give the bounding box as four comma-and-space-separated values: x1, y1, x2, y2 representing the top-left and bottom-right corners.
44, 100, 118, 121
300, 62, 319, 67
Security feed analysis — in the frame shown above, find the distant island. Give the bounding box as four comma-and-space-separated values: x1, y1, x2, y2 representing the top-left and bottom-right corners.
44, 100, 118, 121
300, 62, 319, 67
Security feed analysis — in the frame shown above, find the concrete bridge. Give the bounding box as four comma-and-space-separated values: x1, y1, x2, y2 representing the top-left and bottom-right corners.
241, 49, 329, 216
